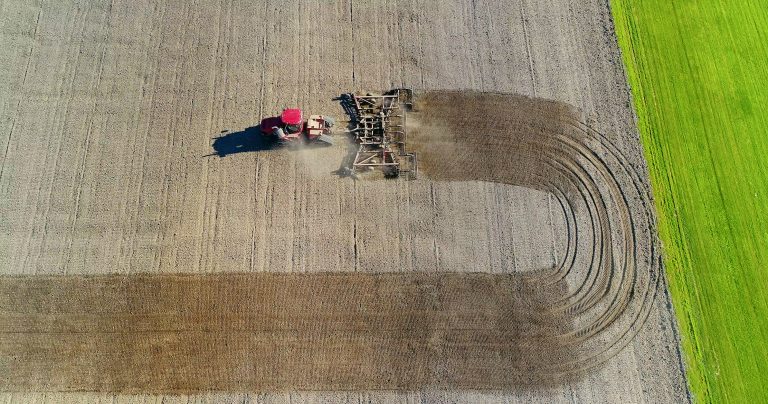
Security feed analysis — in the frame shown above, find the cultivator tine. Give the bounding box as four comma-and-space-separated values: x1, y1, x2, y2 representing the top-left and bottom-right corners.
339, 88, 417, 179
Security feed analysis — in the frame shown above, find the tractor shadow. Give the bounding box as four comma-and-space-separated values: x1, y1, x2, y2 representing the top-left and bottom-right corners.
205, 126, 278, 157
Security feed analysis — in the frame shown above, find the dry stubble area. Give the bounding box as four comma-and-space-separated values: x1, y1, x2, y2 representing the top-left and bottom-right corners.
1, 0, 688, 402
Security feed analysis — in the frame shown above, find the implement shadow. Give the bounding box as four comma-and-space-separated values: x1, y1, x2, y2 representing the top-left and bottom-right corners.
205, 126, 278, 157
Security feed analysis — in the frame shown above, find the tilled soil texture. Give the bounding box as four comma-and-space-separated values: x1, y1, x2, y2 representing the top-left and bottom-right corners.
1, 273, 571, 392
0, 0, 689, 401
409, 91, 661, 376
0, 93, 659, 393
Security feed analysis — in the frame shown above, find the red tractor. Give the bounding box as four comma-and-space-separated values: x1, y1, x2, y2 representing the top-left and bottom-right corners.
260, 108, 335, 146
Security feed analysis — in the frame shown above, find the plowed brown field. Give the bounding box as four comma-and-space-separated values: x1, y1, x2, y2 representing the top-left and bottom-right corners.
0, 0, 688, 402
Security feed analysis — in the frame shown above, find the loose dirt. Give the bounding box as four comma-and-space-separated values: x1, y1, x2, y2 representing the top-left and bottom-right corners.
1, 272, 571, 391
0, 0, 688, 402
409, 90, 662, 373
0, 93, 660, 393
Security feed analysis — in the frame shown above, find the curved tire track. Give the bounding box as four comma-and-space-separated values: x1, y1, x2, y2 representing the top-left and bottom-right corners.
408, 90, 661, 379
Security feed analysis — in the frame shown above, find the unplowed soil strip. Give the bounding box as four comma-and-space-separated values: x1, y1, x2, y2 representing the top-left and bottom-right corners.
0, 92, 660, 393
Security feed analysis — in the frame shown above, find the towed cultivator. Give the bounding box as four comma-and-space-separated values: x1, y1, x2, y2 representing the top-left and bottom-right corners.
258, 88, 417, 179
339, 89, 418, 179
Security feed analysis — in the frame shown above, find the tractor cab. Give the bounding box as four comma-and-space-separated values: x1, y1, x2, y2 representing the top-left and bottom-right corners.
260, 107, 334, 146
281, 108, 304, 134
260, 108, 304, 143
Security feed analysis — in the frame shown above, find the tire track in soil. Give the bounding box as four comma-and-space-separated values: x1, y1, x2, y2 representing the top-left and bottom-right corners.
0, 92, 659, 392
408, 91, 660, 375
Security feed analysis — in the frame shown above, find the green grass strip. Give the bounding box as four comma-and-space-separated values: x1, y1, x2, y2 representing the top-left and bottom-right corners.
610, 0, 768, 402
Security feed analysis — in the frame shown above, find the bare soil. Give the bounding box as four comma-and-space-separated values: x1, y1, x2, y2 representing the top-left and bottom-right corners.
0, 0, 688, 402
1, 272, 572, 391
1, 93, 662, 393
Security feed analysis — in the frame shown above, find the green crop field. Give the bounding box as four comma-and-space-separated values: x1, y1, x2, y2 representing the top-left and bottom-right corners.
611, 0, 768, 402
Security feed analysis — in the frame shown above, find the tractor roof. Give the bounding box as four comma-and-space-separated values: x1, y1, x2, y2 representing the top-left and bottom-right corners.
281, 109, 303, 125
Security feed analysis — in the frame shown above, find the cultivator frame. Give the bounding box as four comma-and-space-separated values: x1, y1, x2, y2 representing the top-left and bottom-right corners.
339, 88, 417, 179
